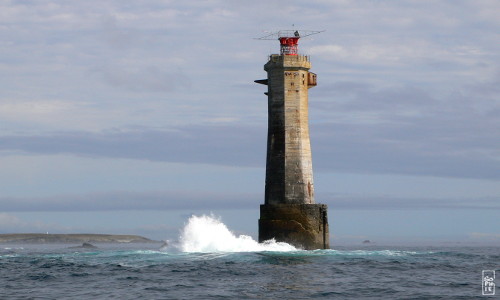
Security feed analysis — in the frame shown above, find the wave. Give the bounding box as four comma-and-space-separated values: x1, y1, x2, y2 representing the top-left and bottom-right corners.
160, 214, 442, 257
164, 214, 297, 253
328, 249, 423, 256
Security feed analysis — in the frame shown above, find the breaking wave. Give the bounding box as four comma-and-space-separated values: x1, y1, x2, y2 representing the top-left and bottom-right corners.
166, 214, 297, 253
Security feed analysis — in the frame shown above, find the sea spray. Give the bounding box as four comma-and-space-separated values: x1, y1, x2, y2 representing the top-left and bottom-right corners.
175, 214, 297, 252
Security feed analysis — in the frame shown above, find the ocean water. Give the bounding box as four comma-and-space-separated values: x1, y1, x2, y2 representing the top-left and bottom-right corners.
1, 215, 498, 299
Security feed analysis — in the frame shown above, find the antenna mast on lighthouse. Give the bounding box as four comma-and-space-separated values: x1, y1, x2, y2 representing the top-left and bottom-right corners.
255, 29, 324, 55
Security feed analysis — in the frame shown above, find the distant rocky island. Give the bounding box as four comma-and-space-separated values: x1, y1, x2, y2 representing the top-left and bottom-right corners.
0, 233, 159, 244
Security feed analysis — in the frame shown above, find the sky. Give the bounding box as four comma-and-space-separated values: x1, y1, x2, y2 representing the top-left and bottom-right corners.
1, 0, 499, 245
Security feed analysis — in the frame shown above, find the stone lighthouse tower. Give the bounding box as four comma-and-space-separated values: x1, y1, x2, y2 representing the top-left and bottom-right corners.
255, 30, 329, 249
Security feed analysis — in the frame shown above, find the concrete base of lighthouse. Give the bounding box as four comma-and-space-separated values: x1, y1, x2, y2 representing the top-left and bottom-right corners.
258, 204, 329, 250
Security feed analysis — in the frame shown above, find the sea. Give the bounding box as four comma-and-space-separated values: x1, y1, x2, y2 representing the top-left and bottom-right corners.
1, 215, 498, 299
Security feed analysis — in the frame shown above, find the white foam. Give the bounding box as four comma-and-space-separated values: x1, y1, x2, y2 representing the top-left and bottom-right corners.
173, 214, 297, 253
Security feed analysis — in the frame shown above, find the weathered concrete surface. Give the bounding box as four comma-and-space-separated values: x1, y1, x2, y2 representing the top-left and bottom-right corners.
256, 54, 330, 249
263, 55, 316, 205
259, 204, 329, 250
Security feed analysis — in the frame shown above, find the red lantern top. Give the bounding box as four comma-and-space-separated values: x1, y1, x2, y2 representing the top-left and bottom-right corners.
279, 37, 300, 55
255, 30, 324, 56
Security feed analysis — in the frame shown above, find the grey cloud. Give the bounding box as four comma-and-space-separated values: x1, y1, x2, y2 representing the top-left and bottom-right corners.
327, 195, 500, 210
1, 118, 499, 179
307, 80, 499, 179
96, 64, 191, 92
312, 121, 499, 179
1, 191, 497, 212
0, 190, 257, 212
468, 71, 500, 97
0, 125, 267, 168
99, 16, 140, 49
1, 0, 499, 180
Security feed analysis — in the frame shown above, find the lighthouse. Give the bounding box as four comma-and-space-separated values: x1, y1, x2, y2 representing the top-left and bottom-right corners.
255, 30, 329, 249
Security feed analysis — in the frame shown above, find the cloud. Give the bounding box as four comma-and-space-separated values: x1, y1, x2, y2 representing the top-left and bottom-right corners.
1, 0, 499, 223
0, 125, 266, 168
0, 213, 66, 233
311, 122, 499, 179
0, 190, 258, 212
97, 64, 191, 92
1, 108, 498, 180
0, 99, 82, 123
308, 76, 500, 178
1, 191, 497, 213
328, 195, 500, 210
